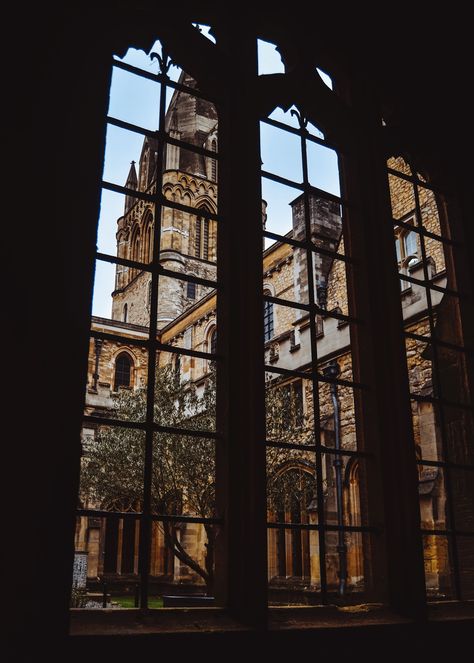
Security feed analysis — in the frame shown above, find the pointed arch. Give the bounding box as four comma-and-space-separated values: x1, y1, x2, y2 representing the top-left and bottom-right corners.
194, 202, 215, 260
263, 288, 274, 342
211, 137, 217, 182
269, 463, 314, 581
130, 223, 141, 279
142, 210, 154, 264
114, 351, 134, 391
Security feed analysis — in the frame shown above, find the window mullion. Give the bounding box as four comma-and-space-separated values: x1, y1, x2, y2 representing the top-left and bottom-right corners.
344, 81, 427, 616
216, 27, 267, 627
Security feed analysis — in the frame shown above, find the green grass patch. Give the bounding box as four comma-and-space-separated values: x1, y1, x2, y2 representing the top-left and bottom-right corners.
111, 595, 164, 608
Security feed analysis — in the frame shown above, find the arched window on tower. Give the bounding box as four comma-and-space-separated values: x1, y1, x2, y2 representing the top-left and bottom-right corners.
208, 327, 217, 372
123, 303, 128, 323
263, 291, 274, 342
114, 352, 133, 391
203, 218, 210, 260
195, 209, 211, 260
210, 327, 217, 355
194, 216, 201, 257
143, 214, 154, 264
211, 138, 217, 181
130, 226, 141, 279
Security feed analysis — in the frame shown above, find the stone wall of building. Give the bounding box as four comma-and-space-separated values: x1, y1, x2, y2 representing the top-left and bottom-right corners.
388, 156, 446, 276
326, 236, 349, 316
80, 145, 454, 594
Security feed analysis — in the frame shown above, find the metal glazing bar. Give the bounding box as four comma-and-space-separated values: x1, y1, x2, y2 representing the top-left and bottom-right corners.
399, 272, 461, 298
76, 508, 223, 525
83, 414, 147, 431
101, 181, 220, 220
160, 197, 220, 221
138, 61, 169, 610
264, 363, 367, 390
260, 115, 338, 151
96, 252, 218, 289
403, 330, 472, 355
261, 169, 344, 206
150, 514, 223, 525
153, 423, 222, 440
263, 229, 353, 264
298, 115, 328, 602
96, 252, 151, 273
386, 167, 445, 195
102, 180, 155, 203
90, 329, 149, 347
265, 439, 372, 458
393, 216, 460, 248
267, 522, 378, 534
83, 414, 222, 440
157, 342, 220, 362
158, 265, 217, 289
263, 293, 358, 325
107, 116, 220, 160
112, 58, 218, 104
77, 508, 142, 518
411, 171, 462, 600
88, 332, 220, 362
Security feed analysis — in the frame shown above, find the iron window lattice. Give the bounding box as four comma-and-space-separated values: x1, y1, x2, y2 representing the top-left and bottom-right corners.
78, 46, 222, 611
260, 104, 378, 603
72, 26, 474, 623
389, 157, 474, 601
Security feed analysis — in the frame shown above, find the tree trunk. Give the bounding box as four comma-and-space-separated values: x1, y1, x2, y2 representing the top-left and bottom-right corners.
162, 522, 210, 588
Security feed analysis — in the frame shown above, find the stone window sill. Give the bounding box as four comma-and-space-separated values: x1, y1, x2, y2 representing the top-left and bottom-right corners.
69, 601, 474, 637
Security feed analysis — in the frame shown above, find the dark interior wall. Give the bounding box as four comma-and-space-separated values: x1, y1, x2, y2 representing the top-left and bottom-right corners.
5, 3, 473, 659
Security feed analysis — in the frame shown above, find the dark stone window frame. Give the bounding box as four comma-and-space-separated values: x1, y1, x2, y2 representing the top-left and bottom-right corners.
47, 9, 474, 640
113, 352, 133, 391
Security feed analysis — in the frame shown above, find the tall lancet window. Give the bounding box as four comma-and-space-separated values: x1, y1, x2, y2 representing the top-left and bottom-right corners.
194, 216, 201, 257
195, 213, 210, 260
203, 217, 210, 260
211, 138, 217, 181
263, 291, 274, 342
114, 352, 133, 391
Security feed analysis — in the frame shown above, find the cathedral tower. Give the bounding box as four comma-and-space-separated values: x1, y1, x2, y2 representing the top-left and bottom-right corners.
111, 71, 218, 329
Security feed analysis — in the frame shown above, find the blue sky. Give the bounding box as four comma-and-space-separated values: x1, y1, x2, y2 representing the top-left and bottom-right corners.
92, 30, 339, 317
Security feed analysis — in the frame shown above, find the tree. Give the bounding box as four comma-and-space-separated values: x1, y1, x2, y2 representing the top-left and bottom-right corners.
81, 365, 316, 595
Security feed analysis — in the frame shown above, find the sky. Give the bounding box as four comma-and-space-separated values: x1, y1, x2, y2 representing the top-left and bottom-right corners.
92, 28, 339, 318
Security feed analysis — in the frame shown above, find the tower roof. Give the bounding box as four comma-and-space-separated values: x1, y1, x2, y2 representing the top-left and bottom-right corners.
125, 160, 138, 188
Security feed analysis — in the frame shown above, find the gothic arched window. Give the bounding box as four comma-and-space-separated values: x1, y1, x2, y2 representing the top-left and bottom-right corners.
270, 466, 313, 581
143, 214, 154, 263
71, 16, 474, 628
195, 210, 211, 260
114, 352, 133, 391
194, 216, 201, 257
203, 218, 209, 260
263, 291, 274, 342
130, 225, 141, 279
211, 138, 217, 181
211, 328, 217, 354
